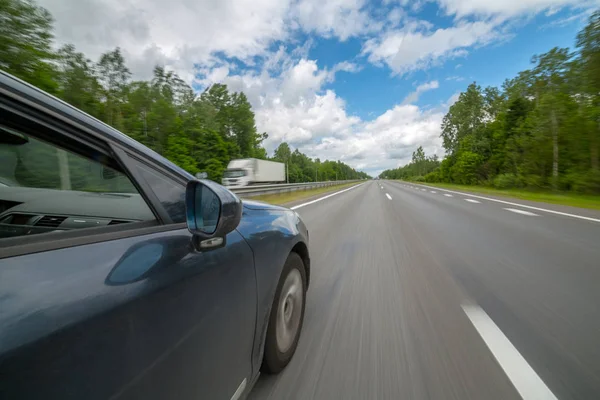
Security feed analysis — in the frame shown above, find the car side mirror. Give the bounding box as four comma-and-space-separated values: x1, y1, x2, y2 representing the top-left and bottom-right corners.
185, 179, 242, 249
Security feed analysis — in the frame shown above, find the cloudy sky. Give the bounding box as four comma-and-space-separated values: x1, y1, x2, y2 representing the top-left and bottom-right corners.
38, 0, 597, 175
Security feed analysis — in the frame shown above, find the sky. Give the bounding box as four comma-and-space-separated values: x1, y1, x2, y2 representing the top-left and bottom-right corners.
38, 0, 598, 176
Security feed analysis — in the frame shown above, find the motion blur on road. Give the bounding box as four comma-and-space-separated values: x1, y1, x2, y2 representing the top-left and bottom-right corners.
250, 180, 600, 400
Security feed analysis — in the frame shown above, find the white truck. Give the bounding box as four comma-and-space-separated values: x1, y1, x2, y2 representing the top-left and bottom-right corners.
222, 158, 285, 187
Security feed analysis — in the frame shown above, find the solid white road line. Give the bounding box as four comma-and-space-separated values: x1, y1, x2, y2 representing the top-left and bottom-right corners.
465, 199, 481, 203
444, 194, 453, 197
504, 208, 539, 216
290, 183, 364, 210
415, 184, 600, 224
386, 193, 392, 200
462, 305, 558, 400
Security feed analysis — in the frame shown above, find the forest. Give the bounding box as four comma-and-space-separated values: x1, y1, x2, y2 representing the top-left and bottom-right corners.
0, 0, 370, 183
381, 11, 600, 194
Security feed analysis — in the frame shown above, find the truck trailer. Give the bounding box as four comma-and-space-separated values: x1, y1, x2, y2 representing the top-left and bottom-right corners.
222, 158, 285, 187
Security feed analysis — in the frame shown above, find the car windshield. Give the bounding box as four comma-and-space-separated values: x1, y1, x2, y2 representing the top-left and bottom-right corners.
0, 129, 137, 194
224, 170, 246, 178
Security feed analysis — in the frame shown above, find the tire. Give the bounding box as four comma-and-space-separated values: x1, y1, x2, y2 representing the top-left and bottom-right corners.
261, 252, 307, 374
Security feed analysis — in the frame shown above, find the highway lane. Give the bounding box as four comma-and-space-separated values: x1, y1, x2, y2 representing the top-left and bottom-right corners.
382, 180, 600, 399
249, 180, 600, 400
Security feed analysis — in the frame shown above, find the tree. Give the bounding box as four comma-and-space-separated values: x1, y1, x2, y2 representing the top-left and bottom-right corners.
274, 142, 292, 163
97, 48, 131, 130
441, 82, 485, 155
530, 47, 572, 189
411, 146, 426, 176
576, 11, 600, 172
0, 0, 57, 92
56, 45, 102, 117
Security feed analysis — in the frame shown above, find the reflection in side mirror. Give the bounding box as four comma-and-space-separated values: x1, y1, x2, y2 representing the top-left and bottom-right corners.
194, 185, 221, 234
185, 179, 242, 241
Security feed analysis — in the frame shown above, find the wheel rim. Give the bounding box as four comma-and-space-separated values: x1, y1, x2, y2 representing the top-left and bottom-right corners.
276, 268, 303, 353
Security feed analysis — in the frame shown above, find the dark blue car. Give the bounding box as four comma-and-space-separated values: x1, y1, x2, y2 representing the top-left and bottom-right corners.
0, 71, 310, 400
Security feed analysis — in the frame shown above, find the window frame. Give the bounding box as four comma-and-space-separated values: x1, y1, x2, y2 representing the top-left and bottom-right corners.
0, 88, 189, 259
113, 145, 189, 225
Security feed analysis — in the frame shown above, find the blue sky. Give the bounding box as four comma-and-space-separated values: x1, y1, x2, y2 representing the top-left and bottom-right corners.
39, 0, 598, 175
304, 4, 587, 119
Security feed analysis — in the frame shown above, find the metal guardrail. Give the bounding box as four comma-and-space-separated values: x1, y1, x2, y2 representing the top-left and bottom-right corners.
229, 180, 362, 198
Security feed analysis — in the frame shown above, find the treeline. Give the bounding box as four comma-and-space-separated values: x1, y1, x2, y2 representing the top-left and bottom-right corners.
383, 11, 600, 194
380, 146, 440, 180
0, 0, 369, 183
271, 142, 370, 182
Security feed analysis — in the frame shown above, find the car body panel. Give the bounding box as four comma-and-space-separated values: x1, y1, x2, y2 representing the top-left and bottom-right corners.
0, 228, 257, 400
237, 205, 309, 369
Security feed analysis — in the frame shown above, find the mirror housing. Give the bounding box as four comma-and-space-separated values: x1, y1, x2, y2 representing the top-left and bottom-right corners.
185, 179, 242, 242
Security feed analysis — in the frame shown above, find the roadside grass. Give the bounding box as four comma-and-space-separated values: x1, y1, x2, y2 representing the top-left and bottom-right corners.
247, 182, 359, 205
404, 181, 600, 210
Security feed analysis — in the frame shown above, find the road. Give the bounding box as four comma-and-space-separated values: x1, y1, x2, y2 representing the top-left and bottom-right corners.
249, 180, 600, 400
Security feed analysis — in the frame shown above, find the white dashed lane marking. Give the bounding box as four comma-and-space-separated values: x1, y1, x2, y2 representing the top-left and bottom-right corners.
465, 199, 481, 203
444, 194, 453, 197
462, 305, 558, 400
290, 183, 364, 210
415, 183, 600, 223
386, 193, 392, 200
504, 208, 539, 216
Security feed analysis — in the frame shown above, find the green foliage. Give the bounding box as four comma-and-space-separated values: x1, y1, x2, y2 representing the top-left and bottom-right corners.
0, 0, 57, 93
0, 0, 370, 183
493, 173, 523, 189
384, 11, 600, 195
272, 143, 370, 183
451, 151, 483, 185
423, 170, 441, 183
380, 148, 440, 180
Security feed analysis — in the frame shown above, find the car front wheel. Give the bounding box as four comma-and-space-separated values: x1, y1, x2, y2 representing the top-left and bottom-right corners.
262, 252, 306, 373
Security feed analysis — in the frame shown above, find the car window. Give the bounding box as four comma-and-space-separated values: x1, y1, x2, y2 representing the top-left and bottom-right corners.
0, 126, 155, 241
132, 161, 187, 223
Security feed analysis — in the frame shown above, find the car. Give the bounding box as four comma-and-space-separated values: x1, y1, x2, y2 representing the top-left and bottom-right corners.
0, 70, 310, 400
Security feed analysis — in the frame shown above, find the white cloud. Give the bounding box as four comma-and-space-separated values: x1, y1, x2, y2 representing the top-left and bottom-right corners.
363, 0, 591, 77
401, 80, 440, 105
444, 91, 461, 108
198, 50, 361, 146
434, 0, 594, 18
362, 19, 501, 76
539, 8, 597, 29
292, 0, 379, 40
37, 0, 385, 81
258, 90, 361, 145
309, 104, 445, 175
332, 61, 362, 74
445, 75, 465, 81
37, 0, 291, 79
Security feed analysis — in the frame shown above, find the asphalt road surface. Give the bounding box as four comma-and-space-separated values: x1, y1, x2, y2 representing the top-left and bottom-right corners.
249, 180, 600, 400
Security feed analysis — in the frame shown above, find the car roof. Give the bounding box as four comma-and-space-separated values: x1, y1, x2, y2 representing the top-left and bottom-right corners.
0, 70, 194, 181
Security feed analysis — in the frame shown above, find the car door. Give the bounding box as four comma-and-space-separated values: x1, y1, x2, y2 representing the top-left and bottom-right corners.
0, 98, 257, 400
